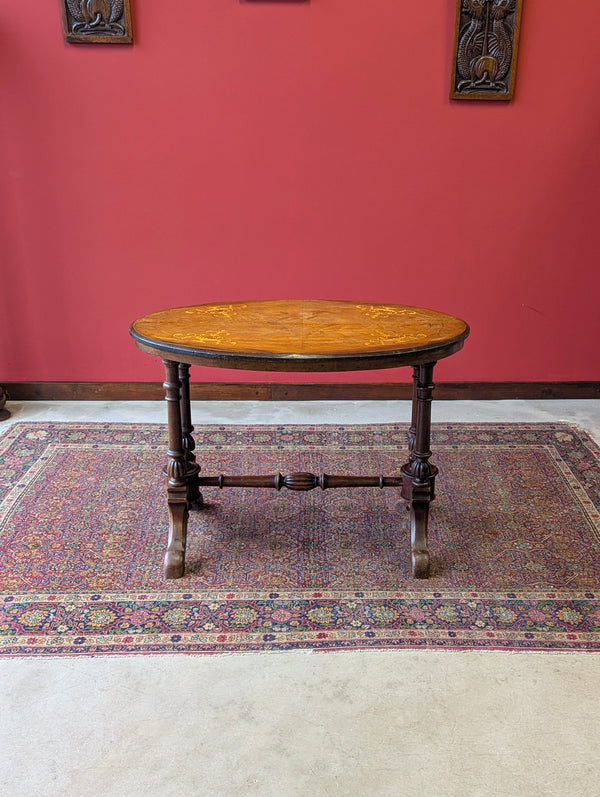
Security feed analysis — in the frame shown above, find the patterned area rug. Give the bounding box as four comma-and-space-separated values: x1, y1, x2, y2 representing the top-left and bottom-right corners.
1, 422, 599, 656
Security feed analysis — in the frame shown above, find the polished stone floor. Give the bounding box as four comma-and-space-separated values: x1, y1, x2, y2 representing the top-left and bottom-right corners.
1, 400, 600, 796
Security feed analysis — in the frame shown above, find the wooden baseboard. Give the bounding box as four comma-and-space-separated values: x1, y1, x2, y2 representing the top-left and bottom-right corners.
3, 381, 600, 401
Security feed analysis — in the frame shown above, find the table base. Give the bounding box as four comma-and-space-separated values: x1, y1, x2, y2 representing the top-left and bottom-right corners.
161, 361, 438, 580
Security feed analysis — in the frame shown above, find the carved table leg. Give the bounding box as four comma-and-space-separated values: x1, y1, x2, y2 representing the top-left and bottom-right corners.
178, 363, 203, 511
0, 386, 10, 422
162, 360, 189, 579
407, 366, 419, 460
401, 362, 438, 578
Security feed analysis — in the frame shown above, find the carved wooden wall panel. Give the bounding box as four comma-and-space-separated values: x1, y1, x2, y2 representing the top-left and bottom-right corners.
450, 0, 523, 100
61, 0, 133, 44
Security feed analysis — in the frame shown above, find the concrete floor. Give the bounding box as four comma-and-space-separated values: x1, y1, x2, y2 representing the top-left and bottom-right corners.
1, 400, 600, 797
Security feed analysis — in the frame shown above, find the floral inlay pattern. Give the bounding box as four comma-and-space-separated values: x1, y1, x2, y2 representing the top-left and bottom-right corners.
131, 300, 469, 358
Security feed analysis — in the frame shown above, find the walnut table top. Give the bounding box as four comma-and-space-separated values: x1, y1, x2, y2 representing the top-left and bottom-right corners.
130, 299, 469, 372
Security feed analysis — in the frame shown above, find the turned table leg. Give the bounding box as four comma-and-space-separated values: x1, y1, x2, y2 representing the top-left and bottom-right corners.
178, 363, 203, 511
162, 360, 189, 579
407, 365, 418, 459
401, 362, 438, 578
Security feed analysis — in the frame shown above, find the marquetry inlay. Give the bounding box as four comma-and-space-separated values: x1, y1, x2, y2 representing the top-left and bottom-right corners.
131, 300, 468, 358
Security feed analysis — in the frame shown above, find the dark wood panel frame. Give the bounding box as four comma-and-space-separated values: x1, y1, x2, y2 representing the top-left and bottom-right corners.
4, 382, 600, 402
450, 0, 523, 101
61, 0, 134, 44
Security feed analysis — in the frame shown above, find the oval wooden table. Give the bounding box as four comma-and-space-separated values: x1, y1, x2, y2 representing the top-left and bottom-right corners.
130, 300, 470, 580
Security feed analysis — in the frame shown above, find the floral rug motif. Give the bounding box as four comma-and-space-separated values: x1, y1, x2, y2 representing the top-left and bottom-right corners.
1, 422, 599, 656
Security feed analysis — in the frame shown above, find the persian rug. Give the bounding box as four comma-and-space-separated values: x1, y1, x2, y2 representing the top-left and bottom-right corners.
1, 422, 599, 657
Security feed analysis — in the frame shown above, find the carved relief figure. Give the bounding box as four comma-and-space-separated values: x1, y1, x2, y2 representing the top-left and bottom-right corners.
66, 0, 125, 35
62, 0, 133, 42
453, 0, 521, 98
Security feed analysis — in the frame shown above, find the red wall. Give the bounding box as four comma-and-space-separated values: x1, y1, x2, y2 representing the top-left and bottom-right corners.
2, 1, 600, 384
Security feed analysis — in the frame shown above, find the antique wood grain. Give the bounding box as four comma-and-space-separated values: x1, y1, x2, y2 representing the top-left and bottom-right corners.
130, 300, 469, 372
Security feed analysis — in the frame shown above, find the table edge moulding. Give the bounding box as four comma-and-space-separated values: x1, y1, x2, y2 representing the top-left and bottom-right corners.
130, 299, 470, 580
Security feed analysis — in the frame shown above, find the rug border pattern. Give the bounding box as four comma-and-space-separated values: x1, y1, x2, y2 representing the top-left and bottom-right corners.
1, 421, 599, 657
